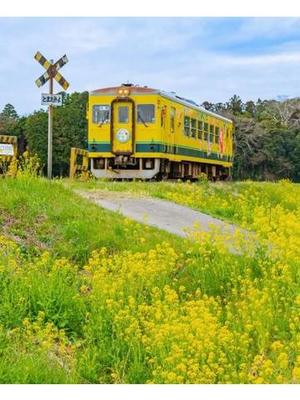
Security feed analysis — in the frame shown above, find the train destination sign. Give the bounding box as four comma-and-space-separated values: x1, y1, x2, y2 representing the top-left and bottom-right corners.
0, 143, 14, 156
41, 93, 63, 106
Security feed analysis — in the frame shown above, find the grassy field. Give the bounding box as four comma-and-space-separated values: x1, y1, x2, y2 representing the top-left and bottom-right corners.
0, 176, 300, 383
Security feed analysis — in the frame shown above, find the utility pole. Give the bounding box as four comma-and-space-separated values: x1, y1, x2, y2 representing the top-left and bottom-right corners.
48, 61, 54, 179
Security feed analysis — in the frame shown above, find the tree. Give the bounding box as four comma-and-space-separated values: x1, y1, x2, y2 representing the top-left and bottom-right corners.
289, 130, 300, 181
244, 101, 256, 117
1, 103, 18, 120
24, 110, 48, 170
52, 91, 88, 176
213, 102, 226, 113
201, 101, 214, 111
266, 99, 300, 128
24, 91, 88, 176
0, 103, 19, 135
227, 95, 244, 115
232, 117, 265, 179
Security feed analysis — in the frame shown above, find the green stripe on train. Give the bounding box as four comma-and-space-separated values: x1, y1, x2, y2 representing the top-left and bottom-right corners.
88, 142, 232, 162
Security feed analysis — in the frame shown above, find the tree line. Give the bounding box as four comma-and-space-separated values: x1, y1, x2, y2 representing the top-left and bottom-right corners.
202, 95, 300, 181
0, 92, 88, 177
0, 92, 300, 181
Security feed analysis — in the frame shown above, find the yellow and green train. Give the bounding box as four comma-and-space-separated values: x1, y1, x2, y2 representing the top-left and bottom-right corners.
87, 84, 233, 179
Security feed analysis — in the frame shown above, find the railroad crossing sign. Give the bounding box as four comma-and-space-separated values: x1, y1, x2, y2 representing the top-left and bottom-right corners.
34, 51, 69, 90
34, 51, 69, 179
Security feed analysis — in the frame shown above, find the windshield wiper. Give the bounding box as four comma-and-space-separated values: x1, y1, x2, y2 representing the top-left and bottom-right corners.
138, 112, 148, 127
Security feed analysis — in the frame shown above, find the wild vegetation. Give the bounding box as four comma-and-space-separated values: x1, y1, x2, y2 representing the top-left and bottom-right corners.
70, 178, 300, 230
0, 92, 88, 177
203, 95, 300, 181
0, 173, 300, 383
1, 93, 300, 181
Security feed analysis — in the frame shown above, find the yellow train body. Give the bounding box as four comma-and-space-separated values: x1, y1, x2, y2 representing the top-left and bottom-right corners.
87, 84, 233, 179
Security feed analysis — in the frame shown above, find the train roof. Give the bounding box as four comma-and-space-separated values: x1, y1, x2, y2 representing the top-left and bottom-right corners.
90, 85, 233, 124
159, 91, 233, 124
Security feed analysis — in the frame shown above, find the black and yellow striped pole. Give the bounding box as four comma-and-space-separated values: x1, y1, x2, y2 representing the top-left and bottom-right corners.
34, 51, 69, 179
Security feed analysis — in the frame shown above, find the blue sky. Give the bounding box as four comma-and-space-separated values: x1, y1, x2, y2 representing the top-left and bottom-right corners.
1, 17, 300, 115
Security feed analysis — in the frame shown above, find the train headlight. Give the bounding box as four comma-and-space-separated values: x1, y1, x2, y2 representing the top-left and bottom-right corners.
118, 88, 130, 97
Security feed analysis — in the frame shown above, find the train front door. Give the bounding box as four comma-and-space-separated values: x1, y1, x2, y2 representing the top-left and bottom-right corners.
112, 101, 134, 155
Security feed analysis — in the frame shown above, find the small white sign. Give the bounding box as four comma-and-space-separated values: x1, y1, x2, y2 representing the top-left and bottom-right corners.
0, 143, 14, 156
41, 93, 63, 106
116, 128, 130, 143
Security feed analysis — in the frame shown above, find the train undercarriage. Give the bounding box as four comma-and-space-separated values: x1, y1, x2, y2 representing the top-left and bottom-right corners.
90, 157, 230, 181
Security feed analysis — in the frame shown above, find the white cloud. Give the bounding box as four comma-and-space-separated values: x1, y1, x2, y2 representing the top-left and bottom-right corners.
216, 50, 300, 66
56, 19, 125, 55
234, 17, 300, 41
215, 17, 300, 47
1, 17, 300, 114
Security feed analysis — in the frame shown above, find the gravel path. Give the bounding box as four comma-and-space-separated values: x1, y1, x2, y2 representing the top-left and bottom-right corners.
77, 190, 243, 240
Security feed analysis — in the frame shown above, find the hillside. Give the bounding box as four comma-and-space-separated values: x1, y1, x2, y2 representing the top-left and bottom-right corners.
0, 176, 300, 383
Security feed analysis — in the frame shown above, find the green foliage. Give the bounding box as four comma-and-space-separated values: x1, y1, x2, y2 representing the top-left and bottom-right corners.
1, 103, 18, 119
16, 151, 42, 177
200, 96, 300, 181
0, 177, 186, 383
52, 91, 88, 176
231, 114, 300, 181
24, 110, 48, 170
201, 101, 215, 111
0, 176, 182, 264
244, 100, 256, 117
24, 92, 88, 176
227, 94, 244, 115
0, 103, 20, 136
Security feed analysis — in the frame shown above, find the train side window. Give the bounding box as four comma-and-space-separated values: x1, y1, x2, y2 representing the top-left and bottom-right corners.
93, 105, 110, 124
215, 126, 220, 143
118, 106, 129, 123
197, 121, 203, 140
204, 122, 209, 140
184, 116, 190, 136
191, 119, 197, 138
209, 125, 214, 143
170, 107, 176, 132
137, 104, 155, 124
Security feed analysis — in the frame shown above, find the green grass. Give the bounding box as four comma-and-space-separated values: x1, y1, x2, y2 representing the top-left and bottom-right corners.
1, 176, 300, 383
0, 176, 194, 383
0, 176, 184, 264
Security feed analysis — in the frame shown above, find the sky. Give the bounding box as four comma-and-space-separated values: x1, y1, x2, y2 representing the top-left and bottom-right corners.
1, 17, 300, 115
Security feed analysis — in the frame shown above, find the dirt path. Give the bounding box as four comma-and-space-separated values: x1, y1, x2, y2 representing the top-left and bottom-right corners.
77, 190, 243, 240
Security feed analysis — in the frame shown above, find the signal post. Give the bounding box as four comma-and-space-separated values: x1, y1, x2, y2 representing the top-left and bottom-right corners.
34, 52, 69, 179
